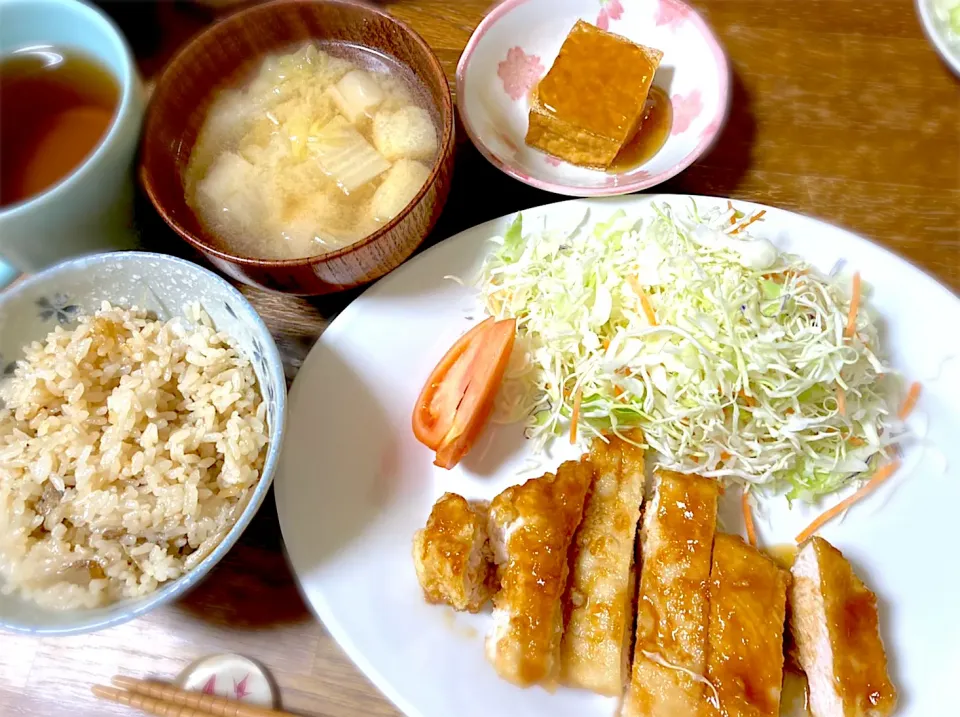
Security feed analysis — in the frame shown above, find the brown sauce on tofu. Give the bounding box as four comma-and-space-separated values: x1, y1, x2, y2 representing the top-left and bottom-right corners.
606, 86, 673, 173
527, 20, 664, 169
537, 21, 659, 141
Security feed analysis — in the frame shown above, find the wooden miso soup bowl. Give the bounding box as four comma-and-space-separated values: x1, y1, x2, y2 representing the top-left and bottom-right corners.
140, 0, 455, 295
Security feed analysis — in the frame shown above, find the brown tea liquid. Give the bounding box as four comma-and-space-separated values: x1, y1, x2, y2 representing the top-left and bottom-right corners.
0, 46, 119, 207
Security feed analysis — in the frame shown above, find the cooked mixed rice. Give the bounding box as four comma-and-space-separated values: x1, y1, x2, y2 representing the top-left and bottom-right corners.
0, 303, 268, 610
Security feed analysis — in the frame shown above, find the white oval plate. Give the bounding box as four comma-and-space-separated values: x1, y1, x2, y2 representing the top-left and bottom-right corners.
275, 195, 960, 717
456, 0, 729, 195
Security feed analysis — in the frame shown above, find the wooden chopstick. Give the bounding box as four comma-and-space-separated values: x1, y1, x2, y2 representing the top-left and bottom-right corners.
93, 677, 296, 717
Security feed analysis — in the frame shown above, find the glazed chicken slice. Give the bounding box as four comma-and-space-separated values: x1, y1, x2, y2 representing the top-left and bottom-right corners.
789, 537, 897, 717
703, 533, 790, 717
486, 460, 594, 687
621, 471, 721, 716
413, 493, 496, 612
560, 431, 646, 696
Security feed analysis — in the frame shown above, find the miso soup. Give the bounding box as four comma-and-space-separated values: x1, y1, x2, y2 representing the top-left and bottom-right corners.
185, 42, 440, 261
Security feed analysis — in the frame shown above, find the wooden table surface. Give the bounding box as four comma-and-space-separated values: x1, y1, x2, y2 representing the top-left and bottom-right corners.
2, 1, 958, 715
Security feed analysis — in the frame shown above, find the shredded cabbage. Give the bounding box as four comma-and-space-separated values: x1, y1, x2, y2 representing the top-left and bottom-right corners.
478, 201, 907, 500
933, 0, 960, 37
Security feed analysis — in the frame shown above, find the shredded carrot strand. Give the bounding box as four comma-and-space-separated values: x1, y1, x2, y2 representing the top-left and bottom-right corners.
731, 209, 766, 234
727, 200, 736, 225
898, 381, 922, 420
835, 385, 846, 417
569, 387, 583, 444
738, 389, 757, 408
742, 490, 758, 547
844, 272, 861, 338
628, 276, 658, 326
847, 436, 866, 447
639, 292, 658, 327
794, 460, 901, 543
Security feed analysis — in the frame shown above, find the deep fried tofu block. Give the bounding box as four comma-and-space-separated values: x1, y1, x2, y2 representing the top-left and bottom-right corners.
526, 20, 663, 168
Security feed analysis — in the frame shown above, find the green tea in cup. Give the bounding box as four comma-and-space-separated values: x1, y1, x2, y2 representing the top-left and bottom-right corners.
0, 47, 119, 207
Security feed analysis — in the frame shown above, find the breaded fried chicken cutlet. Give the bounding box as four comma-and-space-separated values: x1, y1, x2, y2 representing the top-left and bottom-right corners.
413, 493, 497, 613
560, 432, 646, 696
703, 533, 790, 717
789, 537, 897, 717
621, 471, 721, 717
486, 460, 594, 687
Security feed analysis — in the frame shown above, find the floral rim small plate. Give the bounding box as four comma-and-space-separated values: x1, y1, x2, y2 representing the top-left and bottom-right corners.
456, 0, 730, 196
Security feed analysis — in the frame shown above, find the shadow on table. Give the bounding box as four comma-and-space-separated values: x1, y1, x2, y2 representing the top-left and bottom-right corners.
661, 69, 757, 197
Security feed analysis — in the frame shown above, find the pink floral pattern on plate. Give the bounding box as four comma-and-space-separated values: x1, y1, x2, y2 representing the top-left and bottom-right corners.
497, 47, 544, 101
671, 89, 703, 135
699, 115, 723, 145
656, 0, 689, 29
596, 0, 624, 30
544, 156, 563, 167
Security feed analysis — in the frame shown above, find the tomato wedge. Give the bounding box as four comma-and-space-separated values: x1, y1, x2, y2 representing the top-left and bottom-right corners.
433, 318, 516, 470
412, 318, 495, 450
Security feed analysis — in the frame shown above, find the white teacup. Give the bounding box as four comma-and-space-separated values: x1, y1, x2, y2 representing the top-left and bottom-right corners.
0, 0, 145, 285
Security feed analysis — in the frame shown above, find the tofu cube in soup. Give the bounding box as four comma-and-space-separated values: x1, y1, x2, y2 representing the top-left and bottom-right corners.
196, 152, 265, 230
372, 105, 439, 160
370, 159, 431, 223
